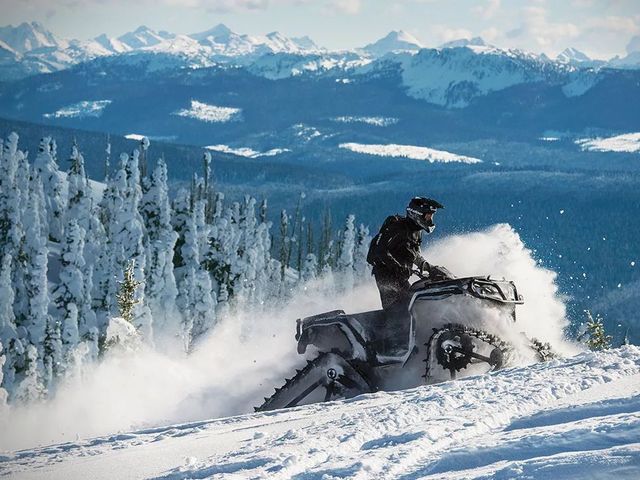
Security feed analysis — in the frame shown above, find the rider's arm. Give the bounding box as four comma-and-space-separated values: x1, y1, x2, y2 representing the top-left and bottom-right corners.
382, 232, 416, 276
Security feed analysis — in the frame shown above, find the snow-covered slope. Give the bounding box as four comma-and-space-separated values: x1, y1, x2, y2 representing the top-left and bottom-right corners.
575, 132, 640, 153
117, 25, 174, 50
385, 46, 568, 107
2, 347, 639, 479
340, 142, 482, 164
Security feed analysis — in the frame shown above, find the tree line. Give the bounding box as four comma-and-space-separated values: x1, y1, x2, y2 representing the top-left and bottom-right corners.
0, 132, 371, 405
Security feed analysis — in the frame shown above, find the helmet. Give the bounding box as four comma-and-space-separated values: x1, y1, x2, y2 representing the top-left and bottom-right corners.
406, 197, 444, 233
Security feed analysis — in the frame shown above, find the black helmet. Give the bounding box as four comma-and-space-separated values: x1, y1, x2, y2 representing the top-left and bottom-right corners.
407, 197, 444, 233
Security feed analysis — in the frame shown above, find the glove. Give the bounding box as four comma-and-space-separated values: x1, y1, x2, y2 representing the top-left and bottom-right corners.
429, 264, 455, 281
419, 260, 431, 277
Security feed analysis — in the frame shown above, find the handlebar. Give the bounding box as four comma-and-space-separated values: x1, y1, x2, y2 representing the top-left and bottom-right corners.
412, 264, 456, 282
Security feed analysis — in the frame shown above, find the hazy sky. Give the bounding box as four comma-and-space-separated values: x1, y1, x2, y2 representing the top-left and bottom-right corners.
3, 0, 640, 59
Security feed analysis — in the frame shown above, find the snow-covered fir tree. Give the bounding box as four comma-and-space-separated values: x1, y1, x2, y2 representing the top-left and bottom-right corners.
53, 218, 88, 369
337, 214, 356, 291
176, 199, 217, 351
66, 142, 92, 232
13, 344, 46, 404
0, 133, 25, 262
0, 254, 18, 396
142, 159, 179, 336
33, 136, 66, 242
353, 224, 371, 279
17, 172, 55, 399
0, 339, 7, 407
301, 253, 318, 282
109, 151, 153, 340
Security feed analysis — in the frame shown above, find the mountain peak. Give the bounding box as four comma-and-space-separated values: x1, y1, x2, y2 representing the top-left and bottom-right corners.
626, 35, 640, 54
292, 35, 318, 50
117, 25, 171, 49
0, 21, 61, 54
363, 30, 423, 57
190, 24, 234, 42
556, 47, 591, 64
440, 36, 487, 49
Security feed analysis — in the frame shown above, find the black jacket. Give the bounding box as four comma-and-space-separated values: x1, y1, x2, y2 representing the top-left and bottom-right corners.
367, 215, 427, 278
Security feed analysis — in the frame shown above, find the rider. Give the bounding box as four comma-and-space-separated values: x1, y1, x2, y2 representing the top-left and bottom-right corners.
367, 197, 444, 310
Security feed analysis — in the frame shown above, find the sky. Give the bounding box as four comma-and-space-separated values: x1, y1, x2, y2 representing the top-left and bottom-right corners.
3, 0, 640, 59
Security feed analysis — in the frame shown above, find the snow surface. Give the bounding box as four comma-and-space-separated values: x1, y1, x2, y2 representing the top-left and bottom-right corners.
42, 100, 111, 119
575, 133, 640, 153
124, 133, 146, 141
172, 100, 242, 123
340, 142, 482, 164
204, 145, 290, 158
331, 116, 399, 127
2, 347, 639, 479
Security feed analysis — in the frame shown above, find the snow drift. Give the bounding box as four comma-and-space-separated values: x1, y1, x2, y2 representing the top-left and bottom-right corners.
0, 223, 578, 451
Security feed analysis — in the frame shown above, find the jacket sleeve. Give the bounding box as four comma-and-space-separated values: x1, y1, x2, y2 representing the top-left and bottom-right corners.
373, 218, 416, 276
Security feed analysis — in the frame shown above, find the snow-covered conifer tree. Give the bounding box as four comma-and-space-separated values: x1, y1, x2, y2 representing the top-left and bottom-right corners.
301, 253, 318, 282
176, 201, 217, 350
14, 344, 46, 403
353, 223, 371, 280
110, 151, 153, 340
0, 340, 7, 407
232, 196, 258, 301
279, 210, 289, 281
53, 218, 87, 366
0, 133, 24, 259
20, 173, 54, 395
33, 136, 66, 242
142, 159, 178, 335
67, 142, 92, 232
190, 270, 217, 348
0, 254, 18, 395
337, 215, 356, 291
203, 202, 237, 302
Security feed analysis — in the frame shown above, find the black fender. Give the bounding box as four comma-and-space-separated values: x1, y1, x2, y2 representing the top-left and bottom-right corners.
295, 310, 369, 361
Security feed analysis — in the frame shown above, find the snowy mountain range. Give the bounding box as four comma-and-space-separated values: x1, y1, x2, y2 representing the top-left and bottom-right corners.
1, 21, 640, 84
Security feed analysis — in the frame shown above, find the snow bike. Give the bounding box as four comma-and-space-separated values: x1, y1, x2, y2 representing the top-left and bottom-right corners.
256, 267, 554, 412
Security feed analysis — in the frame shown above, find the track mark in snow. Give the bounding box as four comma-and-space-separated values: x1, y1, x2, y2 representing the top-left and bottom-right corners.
153, 457, 273, 480
415, 412, 640, 478
361, 431, 426, 451
506, 393, 640, 432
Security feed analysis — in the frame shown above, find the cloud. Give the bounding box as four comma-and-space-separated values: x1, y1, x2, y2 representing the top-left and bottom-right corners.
582, 15, 639, 35
505, 6, 580, 51
473, 0, 501, 20
481, 26, 500, 42
201, 0, 270, 13
432, 25, 474, 43
325, 0, 361, 15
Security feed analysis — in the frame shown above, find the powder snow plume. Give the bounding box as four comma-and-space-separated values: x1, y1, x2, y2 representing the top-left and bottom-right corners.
0, 223, 578, 450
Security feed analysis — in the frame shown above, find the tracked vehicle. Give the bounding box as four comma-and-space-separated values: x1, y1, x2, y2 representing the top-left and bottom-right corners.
257, 269, 554, 411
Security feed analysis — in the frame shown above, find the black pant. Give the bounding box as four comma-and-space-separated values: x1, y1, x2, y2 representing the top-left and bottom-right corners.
373, 268, 410, 310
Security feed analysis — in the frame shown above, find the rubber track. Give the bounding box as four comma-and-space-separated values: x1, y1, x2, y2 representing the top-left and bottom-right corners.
255, 352, 337, 412
423, 323, 513, 381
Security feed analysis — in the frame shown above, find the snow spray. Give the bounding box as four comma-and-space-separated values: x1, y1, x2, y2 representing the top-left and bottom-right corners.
0, 223, 578, 450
